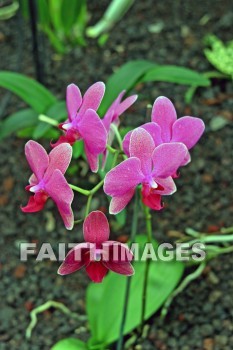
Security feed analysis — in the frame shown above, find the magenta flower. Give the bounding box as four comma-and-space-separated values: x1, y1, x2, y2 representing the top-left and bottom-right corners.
101, 90, 137, 167
58, 211, 134, 283
52, 82, 107, 172
123, 96, 205, 166
104, 128, 188, 214
21, 141, 74, 230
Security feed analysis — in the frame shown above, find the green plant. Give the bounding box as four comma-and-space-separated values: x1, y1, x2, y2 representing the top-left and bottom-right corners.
0, 0, 19, 20
204, 35, 233, 78
0, 60, 210, 141
20, 0, 87, 53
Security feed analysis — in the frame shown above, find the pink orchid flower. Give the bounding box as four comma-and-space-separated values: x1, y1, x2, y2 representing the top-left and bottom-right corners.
104, 128, 188, 214
52, 82, 107, 173
58, 211, 134, 283
123, 96, 205, 166
101, 90, 137, 168
21, 141, 74, 230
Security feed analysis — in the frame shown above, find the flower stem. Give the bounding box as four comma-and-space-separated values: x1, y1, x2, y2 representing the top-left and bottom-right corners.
69, 184, 90, 196
106, 144, 118, 154
141, 204, 153, 332
38, 114, 58, 126
111, 123, 123, 150
25, 300, 86, 339
160, 262, 206, 319
90, 179, 104, 195
85, 194, 93, 217
117, 188, 139, 350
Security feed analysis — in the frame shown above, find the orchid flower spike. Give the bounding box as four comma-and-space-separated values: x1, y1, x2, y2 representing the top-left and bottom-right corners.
58, 211, 134, 283
104, 128, 188, 214
21, 141, 74, 230
52, 82, 107, 172
101, 90, 137, 168
123, 96, 205, 166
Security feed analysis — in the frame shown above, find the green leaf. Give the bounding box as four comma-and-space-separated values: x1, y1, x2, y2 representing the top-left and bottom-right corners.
51, 337, 87, 350
72, 141, 84, 159
209, 116, 229, 131
142, 65, 211, 87
48, 0, 63, 34
98, 60, 156, 115
0, 108, 38, 140
87, 235, 184, 346
43, 26, 67, 54
37, 0, 50, 27
17, 127, 59, 139
0, 71, 57, 113
86, 0, 134, 38
61, 0, 85, 34
33, 101, 67, 139
114, 209, 127, 229
204, 35, 233, 76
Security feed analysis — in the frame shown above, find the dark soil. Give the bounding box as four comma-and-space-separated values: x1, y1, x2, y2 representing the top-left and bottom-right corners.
0, 1, 232, 350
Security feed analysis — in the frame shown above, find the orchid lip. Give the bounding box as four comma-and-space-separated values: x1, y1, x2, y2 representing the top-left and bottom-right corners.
30, 180, 45, 193
62, 122, 73, 131
93, 249, 102, 261
144, 176, 158, 189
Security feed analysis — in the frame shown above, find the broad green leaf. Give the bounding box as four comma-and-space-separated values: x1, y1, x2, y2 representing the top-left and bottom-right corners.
33, 101, 67, 139
0, 108, 38, 140
0, 71, 57, 113
51, 337, 87, 350
87, 235, 184, 346
17, 127, 59, 139
98, 60, 157, 115
142, 65, 210, 87
72, 141, 84, 159
115, 209, 126, 229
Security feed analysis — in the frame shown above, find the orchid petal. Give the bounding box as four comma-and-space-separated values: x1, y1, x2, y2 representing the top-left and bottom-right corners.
181, 151, 191, 166
104, 158, 144, 197
152, 143, 188, 178
114, 94, 138, 120
83, 211, 110, 244
45, 169, 74, 230
84, 145, 99, 173
141, 191, 163, 211
66, 84, 82, 121
141, 122, 163, 147
102, 110, 114, 132
123, 123, 162, 157
79, 109, 107, 158
25, 141, 49, 181
104, 261, 134, 275
151, 96, 177, 142
44, 143, 72, 182
85, 262, 108, 283
122, 130, 133, 157
29, 174, 38, 185
109, 189, 135, 215
21, 192, 48, 212
79, 82, 105, 115
129, 128, 155, 176
172, 116, 205, 149
58, 243, 91, 275
153, 177, 177, 195
103, 241, 134, 262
